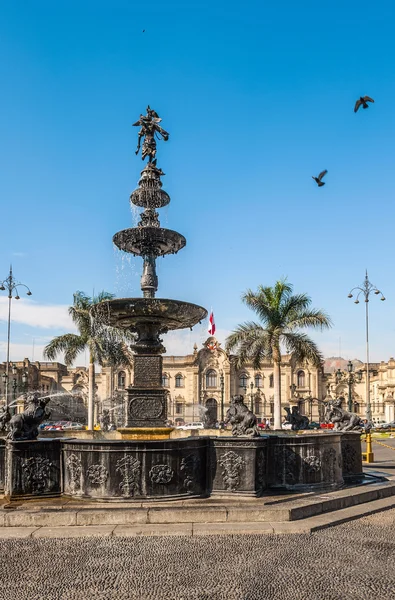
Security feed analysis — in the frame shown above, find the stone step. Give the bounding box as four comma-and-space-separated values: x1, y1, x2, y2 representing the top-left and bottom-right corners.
0, 496, 394, 538
1, 481, 394, 527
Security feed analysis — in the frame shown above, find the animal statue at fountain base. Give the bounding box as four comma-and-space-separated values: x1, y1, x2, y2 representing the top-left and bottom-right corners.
324, 398, 363, 431
284, 406, 310, 431
0, 406, 11, 433
225, 395, 259, 437
7, 393, 51, 441
99, 409, 111, 432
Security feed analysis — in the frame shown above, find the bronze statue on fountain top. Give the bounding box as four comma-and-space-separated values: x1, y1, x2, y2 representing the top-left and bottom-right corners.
133, 106, 169, 163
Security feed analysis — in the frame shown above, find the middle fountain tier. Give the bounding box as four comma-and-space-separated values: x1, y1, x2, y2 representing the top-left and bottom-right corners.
92, 113, 207, 435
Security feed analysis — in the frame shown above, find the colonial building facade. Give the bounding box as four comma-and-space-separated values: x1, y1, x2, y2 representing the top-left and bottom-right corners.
2, 342, 395, 425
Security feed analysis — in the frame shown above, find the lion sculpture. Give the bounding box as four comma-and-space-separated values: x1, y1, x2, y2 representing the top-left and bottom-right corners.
324, 398, 363, 431
224, 395, 259, 437
7, 392, 51, 441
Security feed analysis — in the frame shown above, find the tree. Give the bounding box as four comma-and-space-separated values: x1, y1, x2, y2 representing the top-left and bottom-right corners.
226, 280, 332, 430
44, 291, 133, 430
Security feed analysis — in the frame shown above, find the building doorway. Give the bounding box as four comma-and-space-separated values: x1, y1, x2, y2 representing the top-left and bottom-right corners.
205, 398, 218, 426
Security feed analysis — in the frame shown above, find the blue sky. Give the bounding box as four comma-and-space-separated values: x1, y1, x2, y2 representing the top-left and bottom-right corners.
0, 0, 394, 365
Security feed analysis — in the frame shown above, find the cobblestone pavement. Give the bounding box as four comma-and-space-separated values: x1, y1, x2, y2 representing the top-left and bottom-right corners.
1, 510, 395, 600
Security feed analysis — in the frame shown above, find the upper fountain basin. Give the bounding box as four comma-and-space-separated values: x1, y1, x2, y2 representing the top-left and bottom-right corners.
113, 228, 186, 256
92, 298, 208, 332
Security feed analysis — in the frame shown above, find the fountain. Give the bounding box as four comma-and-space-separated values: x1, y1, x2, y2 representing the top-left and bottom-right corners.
0, 108, 365, 502
92, 106, 207, 438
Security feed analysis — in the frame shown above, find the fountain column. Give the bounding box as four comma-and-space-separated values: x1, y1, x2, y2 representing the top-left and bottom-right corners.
92, 107, 207, 439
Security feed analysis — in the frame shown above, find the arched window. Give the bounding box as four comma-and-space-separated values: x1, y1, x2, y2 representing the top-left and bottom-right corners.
354, 402, 360, 414
297, 370, 305, 388
117, 371, 126, 390
255, 374, 263, 388
162, 374, 169, 387
175, 374, 184, 388
239, 374, 248, 388
269, 374, 274, 388
206, 370, 217, 388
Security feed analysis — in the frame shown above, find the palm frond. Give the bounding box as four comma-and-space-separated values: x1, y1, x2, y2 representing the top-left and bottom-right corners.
282, 331, 324, 367
43, 334, 86, 365
286, 309, 332, 331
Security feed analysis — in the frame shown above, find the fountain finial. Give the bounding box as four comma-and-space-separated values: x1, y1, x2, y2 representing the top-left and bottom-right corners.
133, 106, 169, 163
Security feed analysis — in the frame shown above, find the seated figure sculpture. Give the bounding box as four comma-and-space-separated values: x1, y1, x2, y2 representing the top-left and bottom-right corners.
7, 392, 51, 441
284, 406, 310, 431
224, 395, 259, 437
324, 397, 363, 431
99, 409, 111, 432
0, 405, 11, 432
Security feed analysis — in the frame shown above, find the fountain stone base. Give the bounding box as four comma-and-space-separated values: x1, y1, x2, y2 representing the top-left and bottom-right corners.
125, 387, 168, 428
117, 427, 174, 440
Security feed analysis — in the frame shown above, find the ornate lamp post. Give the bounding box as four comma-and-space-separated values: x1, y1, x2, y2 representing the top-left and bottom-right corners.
335, 360, 363, 412
250, 381, 254, 412
0, 267, 32, 408
219, 370, 224, 422
348, 272, 384, 422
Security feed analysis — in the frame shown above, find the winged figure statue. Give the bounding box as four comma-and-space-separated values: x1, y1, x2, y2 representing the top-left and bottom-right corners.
133, 106, 169, 162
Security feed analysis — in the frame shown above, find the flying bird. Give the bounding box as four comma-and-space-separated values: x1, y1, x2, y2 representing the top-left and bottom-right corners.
354, 96, 374, 113
312, 170, 327, 187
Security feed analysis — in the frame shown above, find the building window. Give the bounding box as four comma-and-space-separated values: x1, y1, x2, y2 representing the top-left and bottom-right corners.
297, 370, 305, 388
206, 370, 217, 388
255, 374, 263, 388
354, 402, 360, 414
269, 374, 274, 388
117, 371, 126, 389
254, 398, 261, 414
239, 374, 248, 388
162, 374, 169, 387
175, 402, 183, 415
175, 374, 184, 388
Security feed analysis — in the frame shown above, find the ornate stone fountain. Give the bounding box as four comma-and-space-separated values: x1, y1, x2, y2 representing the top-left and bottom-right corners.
92, 107, 207, 436
0, 108, 365, 502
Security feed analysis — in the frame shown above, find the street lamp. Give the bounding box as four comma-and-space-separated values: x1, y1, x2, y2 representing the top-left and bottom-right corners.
250, 381, 254, 412
220, 370, 224, 422
348, 272, 384, 422
0, 267, 32, 408
335, 361, 363, 412
22, 371, 28, 392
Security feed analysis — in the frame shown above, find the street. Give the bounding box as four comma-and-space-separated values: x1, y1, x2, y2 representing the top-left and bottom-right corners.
1, 508, 394, 600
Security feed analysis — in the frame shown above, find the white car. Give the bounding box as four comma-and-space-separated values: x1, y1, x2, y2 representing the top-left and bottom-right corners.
281, 422, 292, 430
176, 422, 204, 431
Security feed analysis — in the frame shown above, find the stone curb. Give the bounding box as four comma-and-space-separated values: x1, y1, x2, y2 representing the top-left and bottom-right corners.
0, 496, 394, 538
2, 481, 395, 528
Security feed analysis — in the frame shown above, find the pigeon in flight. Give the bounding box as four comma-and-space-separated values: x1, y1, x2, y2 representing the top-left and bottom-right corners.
312, 170, 327, 187
354, 96, 374, 113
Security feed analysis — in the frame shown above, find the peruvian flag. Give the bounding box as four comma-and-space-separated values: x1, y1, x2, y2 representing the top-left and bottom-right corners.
208, 311, 216, 335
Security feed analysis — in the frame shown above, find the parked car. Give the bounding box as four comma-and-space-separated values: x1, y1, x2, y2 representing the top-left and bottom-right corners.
62, 422, 85, 430
373, 421, 395, 430
308, 421, 320, 430
176, 422, 204, 431
43, 424, 64, 431
281, 422, 292, 430
320, 423, 334, 429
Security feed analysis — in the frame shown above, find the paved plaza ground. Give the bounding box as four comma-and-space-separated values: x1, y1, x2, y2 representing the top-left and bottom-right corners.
0, 508, 394, 600
1, 435, 394, 600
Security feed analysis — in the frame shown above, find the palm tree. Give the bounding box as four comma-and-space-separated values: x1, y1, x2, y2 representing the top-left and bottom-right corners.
226, 280, 332, 430
44, 291, 133, 430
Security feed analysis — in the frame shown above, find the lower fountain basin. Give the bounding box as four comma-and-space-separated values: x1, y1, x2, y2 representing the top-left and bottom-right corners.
93, 298, 208, 332
2, 433, 363, 501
